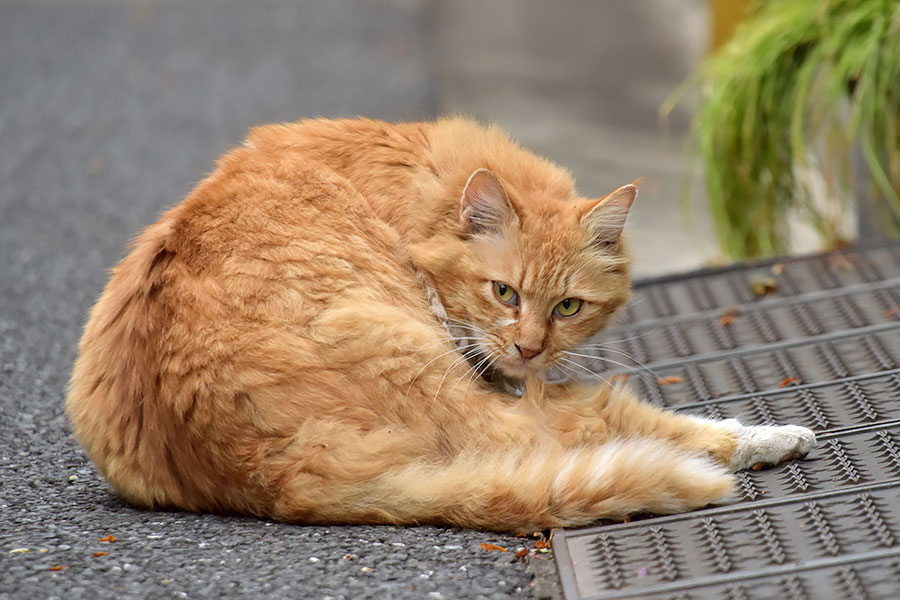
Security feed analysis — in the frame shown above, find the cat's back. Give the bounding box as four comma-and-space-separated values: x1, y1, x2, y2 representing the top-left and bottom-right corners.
65, 120, 434, 511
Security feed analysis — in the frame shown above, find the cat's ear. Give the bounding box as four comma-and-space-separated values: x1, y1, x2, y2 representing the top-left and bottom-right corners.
581, 180, 638, 250
459, 169, 518, 236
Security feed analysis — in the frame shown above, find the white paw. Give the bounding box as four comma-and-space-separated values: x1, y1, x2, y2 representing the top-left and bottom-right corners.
728, 424, 816, 472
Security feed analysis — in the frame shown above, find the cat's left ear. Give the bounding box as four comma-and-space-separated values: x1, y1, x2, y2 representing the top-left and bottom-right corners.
459, 169, 518, 236
581, 180, 639, 250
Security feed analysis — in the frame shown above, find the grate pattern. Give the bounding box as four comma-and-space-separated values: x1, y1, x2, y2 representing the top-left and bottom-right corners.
620, 242, 900, 325
554, 244, 900, 600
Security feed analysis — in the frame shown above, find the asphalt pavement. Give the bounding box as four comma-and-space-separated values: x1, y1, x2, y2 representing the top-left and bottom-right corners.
0, 1, 546, 598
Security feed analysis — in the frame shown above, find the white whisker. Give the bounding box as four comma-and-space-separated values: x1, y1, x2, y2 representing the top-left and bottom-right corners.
553, 361, 585, 384
405, 342, 483, 402
411, 336, 486, 356
457, 351, 491, 390
561, 350, 640, 375
558, 357, 611, 386
431, 347, 482, 408
470, 354, 500, 395
572, 344, 658, 377
459, 352, 495, 395
578, 330, 649, 347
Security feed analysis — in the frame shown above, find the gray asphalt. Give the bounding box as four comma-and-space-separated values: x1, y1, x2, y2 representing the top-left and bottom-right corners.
0, 1, 542, 598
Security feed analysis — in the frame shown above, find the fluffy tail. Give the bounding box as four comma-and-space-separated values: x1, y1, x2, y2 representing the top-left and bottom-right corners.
273, 438, 736, 532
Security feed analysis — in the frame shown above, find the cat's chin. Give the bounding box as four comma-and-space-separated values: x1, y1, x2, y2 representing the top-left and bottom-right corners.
494, 360, 534, 379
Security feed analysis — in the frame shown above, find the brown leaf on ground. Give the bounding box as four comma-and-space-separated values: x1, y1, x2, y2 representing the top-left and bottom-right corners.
515, 548, 528, 559
480, 543, 507, 552
779, 377, 799, 388
719, 314, 735, 326
535, 538, 552, 550
92, 552, 110, 558
657, 376, 683, 385
98, 535, 117, 543
829, 253, 854, 271
49, 565, 68, 571
751, 275, 778, 297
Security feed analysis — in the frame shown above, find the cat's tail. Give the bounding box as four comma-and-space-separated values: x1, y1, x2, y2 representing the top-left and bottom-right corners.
274, 438, 735, 532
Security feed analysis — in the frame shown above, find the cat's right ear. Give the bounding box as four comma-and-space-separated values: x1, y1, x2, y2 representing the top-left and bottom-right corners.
581, 181, 638, 251
459, 169, 518, 236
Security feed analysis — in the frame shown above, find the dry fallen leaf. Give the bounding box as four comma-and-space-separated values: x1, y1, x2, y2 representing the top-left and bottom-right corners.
93, 552, 110, 558
829, 253, 854, 272
751, 275, 778, 297
535, 538, 552, 550
779, 377, 799, 388
719, 315, 735, 326
480, 543, 507, 552
657, 376, 683, 385
515, 548, 528, 559
49, 565, 68, 572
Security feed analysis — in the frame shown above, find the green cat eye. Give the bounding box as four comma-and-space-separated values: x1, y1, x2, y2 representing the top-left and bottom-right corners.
492, 281, 519, 305
554, 298, 583, 318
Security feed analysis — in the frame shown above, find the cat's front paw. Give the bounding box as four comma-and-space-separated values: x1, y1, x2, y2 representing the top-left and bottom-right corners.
728, 424, 816, 471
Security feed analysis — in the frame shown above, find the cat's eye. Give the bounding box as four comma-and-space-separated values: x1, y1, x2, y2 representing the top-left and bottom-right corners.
554, 298, 583, 318
492, 281, 519, 306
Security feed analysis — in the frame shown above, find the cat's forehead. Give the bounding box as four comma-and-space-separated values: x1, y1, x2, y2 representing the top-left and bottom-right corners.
479, 225, 598, 293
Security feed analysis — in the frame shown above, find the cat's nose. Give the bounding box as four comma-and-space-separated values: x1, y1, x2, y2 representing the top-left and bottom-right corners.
515, 344, 542, 360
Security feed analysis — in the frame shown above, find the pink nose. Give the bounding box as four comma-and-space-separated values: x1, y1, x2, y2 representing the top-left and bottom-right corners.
516, 344, 542, 360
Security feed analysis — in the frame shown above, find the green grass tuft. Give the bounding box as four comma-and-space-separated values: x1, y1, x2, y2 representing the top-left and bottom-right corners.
666, 0, 900, 259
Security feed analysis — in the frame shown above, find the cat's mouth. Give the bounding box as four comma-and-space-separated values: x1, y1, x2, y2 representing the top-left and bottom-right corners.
463, 348, 576, 394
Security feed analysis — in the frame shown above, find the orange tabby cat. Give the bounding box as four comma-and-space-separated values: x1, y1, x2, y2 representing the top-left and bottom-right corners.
67, 118, 815, 531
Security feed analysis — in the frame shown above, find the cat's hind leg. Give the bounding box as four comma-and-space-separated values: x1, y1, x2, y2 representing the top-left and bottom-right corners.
265, 424, 734, 532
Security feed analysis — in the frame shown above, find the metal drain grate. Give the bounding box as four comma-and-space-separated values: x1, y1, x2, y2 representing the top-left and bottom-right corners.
553, 243, 900, 600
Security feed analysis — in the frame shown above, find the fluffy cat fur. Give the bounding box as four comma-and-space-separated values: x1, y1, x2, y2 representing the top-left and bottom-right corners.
67, 117, 815, 532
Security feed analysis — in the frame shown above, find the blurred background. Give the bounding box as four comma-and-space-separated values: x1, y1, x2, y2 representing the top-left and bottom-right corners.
2, 0, 898, 278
